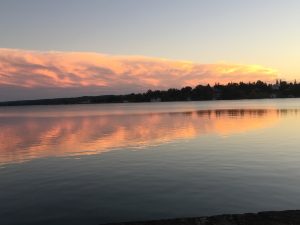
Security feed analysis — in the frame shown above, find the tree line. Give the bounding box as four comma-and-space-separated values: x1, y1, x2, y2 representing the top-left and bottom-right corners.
1, 80, 300, 106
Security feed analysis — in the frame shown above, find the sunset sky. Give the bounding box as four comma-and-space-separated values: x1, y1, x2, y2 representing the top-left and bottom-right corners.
0, 0, 300, 100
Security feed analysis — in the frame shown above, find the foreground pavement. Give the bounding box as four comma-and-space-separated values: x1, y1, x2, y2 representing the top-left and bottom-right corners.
103, 210, 300, 225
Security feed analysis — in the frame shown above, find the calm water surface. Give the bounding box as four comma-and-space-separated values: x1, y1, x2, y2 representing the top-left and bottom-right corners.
1, 99, 300, 225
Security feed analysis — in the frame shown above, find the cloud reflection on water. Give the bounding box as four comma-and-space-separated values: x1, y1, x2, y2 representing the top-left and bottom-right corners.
0, 108, 295, 165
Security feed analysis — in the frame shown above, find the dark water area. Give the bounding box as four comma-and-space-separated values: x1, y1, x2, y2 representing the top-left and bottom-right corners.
1, 99, 300, 225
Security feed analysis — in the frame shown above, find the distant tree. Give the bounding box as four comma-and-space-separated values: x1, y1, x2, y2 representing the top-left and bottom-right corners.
2, 80, 300, 106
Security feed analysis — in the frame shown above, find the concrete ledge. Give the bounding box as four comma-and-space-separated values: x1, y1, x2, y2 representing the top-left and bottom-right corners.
103, 210, 300, 225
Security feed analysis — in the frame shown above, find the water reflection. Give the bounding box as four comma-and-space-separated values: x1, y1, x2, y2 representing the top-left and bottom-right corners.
0, 108, 297, 165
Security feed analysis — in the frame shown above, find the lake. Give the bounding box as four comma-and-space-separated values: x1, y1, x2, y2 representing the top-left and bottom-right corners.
1, 99, 300, 225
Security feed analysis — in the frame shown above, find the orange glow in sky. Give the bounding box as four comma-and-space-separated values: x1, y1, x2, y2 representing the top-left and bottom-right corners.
0, 48, 278, 100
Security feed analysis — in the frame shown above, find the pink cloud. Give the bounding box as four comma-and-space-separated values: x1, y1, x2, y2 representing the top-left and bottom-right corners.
0, 48, 278, 100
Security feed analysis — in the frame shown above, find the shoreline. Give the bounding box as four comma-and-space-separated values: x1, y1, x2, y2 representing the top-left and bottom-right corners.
0, 97, 300, 108
103, 210, 300, 225
1, 80, 300, 107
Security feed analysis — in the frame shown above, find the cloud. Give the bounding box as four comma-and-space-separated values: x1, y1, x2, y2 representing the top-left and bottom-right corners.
0, 48, 278, 101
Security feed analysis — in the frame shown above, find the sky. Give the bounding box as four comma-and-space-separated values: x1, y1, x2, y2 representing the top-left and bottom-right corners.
0, 0, 299, 100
